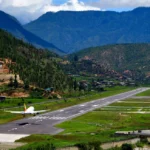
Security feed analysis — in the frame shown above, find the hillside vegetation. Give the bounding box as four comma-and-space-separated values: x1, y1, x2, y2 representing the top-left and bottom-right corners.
0, 29, 68, 90
70, 43, 150, 76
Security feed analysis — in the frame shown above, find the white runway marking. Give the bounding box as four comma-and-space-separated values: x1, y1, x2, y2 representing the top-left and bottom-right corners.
93, 105, 98, 107
80, 104, 85, 107
30, 116, 66, 120
59, 109, 64, 112
8, 128, 18, 132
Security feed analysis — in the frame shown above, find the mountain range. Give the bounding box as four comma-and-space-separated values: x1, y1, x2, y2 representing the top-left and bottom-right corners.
0, 11, 64, 54
24, 7, 150, 53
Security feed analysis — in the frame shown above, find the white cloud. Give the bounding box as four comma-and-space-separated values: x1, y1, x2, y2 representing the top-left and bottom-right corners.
1, 0, 150, 24
91, 0, 150, 9
0, 0, 100, 24
44, 0, 100, 12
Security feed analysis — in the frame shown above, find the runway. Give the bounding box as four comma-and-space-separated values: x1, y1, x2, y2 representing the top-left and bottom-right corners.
0, 88, 149, 135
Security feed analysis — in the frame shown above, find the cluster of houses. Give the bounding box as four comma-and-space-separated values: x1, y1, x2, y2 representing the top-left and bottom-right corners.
78, 77, 136, 92
67, 68, 136, 92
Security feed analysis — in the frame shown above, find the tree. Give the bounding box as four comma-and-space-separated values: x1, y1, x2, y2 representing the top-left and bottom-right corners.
24, 80, 29, 89
14, 74, 18, 88
8, 77, 13, 87
74, 55, 79, 62
73, 79, 78, 91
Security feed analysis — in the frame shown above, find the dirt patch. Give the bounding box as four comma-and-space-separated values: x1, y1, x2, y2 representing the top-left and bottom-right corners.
0, 74, 23, 84
11, 92, 29, 98
2, 91, 29, 98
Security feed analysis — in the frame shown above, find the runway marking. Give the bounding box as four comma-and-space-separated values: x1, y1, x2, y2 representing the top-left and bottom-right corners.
30, 116, 66, 120
59, 109, 64, 112
93, 105, 98, 107
48, 117, 66, 120
8, 128, 17, 132
23, 124, 30, 128
80, 104, 85, 107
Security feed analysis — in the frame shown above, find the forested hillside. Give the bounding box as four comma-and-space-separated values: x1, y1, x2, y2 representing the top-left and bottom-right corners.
70, 43, 150, 74
0, 29, 69, 90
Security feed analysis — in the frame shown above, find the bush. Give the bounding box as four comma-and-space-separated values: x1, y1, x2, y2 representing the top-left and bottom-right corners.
121, 143, 133, 150
76, 141, 102, 150
136, 141, 144, 148
140, 137, 148, 144
30, 90, 43, 98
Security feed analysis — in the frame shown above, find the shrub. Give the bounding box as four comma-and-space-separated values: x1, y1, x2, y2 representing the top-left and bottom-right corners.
121, 143, 133, 150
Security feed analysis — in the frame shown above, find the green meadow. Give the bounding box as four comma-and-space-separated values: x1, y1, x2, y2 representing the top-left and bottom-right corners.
136, 89, 150, 96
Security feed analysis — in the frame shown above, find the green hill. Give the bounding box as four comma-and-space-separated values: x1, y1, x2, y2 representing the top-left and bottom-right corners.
70, 43, 150, 74
0, 29, 68, 90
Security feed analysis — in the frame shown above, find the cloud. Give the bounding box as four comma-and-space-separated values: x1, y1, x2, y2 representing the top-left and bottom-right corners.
43, 0, 100, 12
2, 0, 149, 24
91, 0, 150, 9
0, 0, 100, 24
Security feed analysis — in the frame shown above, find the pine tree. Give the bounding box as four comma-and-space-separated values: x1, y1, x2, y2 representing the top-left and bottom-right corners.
14, 74, 18, 88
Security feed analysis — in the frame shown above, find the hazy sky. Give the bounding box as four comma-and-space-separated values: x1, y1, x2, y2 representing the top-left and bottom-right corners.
0, 0, 150, 24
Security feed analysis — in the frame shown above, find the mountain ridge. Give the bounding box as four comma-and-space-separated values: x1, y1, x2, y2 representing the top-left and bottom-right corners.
25, 7, 150, 53
0, 10, 64, 54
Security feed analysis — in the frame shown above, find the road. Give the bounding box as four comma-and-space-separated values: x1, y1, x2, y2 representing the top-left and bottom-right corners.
0, 88, 149, 135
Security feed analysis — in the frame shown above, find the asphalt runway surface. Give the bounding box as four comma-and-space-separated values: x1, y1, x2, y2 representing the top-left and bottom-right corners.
0, 88, 149, 135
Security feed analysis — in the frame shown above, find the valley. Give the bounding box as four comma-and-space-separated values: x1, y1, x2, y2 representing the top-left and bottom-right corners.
0, 6, 150, 150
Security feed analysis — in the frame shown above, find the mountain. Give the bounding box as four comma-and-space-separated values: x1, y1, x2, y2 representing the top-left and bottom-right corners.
25, 7, 150, 53
70, 43, 150, 74
0, 11, 64, 54
0, 29, 68, 89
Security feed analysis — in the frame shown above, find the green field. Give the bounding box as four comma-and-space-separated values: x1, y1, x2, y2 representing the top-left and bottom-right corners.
0, 86, 135, 124
55, 97, 150, 143
136, 89, 150, 96
16, 96, 150, 148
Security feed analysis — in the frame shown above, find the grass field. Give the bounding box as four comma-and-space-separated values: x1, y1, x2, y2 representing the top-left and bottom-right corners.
16, 96, 150, 148
0, 86, 135, 124
136, 89, 150, 96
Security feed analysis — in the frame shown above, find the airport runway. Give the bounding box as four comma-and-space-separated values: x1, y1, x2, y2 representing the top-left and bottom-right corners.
0, 88, 149, 135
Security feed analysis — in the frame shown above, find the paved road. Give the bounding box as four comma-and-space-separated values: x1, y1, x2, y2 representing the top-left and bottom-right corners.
0, 88, 149, 135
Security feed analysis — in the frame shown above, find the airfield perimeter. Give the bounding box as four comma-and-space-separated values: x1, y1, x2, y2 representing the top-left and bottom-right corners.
0, 88, 149, 137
